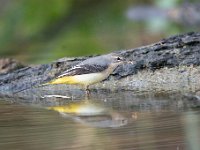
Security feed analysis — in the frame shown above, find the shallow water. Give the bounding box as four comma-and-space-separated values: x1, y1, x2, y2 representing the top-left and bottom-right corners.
0, 92, 200, 150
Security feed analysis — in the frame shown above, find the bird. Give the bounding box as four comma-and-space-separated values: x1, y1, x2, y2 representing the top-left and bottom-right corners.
43, 53, 125, 94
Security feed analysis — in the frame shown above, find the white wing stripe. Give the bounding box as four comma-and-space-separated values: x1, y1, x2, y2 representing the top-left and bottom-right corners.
57, 65, 82, 77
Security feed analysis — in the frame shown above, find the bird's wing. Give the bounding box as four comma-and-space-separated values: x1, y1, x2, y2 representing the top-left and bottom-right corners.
57, 64, 108, 78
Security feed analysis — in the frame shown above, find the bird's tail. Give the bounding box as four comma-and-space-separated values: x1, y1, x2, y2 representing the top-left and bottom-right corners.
14, 76, 76, 94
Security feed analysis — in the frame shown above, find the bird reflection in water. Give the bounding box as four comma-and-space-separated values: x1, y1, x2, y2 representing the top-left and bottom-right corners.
48, 100, 129, 128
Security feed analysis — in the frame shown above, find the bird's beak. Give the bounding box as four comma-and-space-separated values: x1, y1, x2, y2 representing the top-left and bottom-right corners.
124, 60, 134, 64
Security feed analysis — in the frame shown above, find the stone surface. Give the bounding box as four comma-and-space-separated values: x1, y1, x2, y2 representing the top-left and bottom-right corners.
0, 32, 200, 98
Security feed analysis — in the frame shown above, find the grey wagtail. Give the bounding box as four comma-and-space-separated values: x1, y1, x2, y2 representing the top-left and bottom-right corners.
15, 53, 125, 94
43, 53, 125, 93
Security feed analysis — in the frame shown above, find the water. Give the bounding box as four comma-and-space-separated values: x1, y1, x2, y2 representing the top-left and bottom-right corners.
0, 92, 200, 150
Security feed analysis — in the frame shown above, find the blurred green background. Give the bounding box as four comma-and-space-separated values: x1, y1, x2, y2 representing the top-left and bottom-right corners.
0, 0, 199, 64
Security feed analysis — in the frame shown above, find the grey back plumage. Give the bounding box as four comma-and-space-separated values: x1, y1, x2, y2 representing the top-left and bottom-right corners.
57, 53, 121, 78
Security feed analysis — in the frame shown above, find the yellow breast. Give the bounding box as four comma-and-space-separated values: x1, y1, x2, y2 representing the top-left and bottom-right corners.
46, 64, 117, 86
48, 72, 108, 86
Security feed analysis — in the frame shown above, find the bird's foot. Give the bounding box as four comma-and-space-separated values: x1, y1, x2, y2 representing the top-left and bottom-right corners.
85, 89, 91, 98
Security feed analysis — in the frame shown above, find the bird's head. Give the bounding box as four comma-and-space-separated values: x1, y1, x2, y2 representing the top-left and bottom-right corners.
81, 53, 129, 68
109, 53, 125, 66
107, 53, 134, 71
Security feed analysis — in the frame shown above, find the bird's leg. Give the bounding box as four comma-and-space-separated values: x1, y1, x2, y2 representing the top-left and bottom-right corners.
85, 85, 91, 98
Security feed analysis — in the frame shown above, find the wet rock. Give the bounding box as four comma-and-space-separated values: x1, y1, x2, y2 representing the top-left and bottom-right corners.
0, 32, 200, 98
0, 58, 24, 74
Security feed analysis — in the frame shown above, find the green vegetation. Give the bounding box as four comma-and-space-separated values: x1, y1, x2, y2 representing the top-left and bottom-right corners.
0, 0, 199, 63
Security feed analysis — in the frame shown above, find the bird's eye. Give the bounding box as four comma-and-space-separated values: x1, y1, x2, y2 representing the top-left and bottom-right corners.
116, 57, 121, 61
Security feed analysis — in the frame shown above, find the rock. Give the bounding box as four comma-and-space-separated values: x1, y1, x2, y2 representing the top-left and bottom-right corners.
0, 32, 200, 99
0, 58, 24, 74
